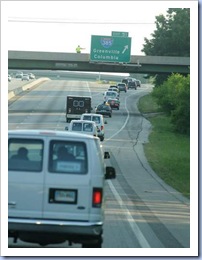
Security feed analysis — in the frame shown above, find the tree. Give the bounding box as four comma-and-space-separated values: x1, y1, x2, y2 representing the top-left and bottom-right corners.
141, 8, 190, 86
152, 74, 190, 135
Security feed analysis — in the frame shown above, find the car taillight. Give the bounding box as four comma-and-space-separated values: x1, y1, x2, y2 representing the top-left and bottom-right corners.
92, 188, 102, 207
101, 125, 104, 131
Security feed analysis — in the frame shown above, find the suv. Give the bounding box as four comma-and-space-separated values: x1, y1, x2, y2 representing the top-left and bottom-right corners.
128, 80, 137, 90
117, 83, 127, 92
80, 113, 105, 141
121, 77, 132, 87
8, 130, 116, 247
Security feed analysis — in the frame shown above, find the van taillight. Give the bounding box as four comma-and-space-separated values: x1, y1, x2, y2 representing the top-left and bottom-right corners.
101, 126, 104, 131
92, 188, 102, 207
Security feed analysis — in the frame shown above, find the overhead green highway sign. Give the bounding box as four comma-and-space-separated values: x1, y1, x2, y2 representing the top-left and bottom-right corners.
90, 35, 131, 63
112, 31, 129, 37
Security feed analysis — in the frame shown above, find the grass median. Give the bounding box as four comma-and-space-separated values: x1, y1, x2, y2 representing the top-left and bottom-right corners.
138, 93, 190, 198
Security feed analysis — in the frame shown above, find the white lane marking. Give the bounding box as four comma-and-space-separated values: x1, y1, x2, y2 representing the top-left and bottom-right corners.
108, 181, 151, 248
105, 93, 131, 142
85, 81, 91, 96
106, 89, 151, 247
105, 89, 149, 142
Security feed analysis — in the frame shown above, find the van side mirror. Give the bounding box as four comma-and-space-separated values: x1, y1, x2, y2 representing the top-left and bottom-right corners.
65, 126, 68, 131
104, 151, 110, 159
105, 166, 116, 179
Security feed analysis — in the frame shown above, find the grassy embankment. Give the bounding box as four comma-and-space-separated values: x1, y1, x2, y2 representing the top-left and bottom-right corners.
138, 94, 190, 198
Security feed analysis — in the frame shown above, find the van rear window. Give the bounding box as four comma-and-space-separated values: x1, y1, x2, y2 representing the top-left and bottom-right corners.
72, 122, 82, 131
83, 115, 91, 121
8, 138, 43, 172
49, 140, 88, 174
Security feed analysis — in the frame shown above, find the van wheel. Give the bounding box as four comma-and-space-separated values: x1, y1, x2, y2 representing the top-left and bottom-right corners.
82, 236, 102, 248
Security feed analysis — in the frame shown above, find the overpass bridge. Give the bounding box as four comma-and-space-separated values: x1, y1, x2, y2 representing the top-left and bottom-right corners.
8, 51, 190, 74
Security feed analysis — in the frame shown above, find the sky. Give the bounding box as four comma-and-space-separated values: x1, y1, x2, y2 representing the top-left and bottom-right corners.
2, 1, 193, 55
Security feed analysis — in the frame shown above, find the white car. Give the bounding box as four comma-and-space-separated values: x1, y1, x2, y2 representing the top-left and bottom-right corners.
28, 73, 35, 79
103, 90, 119, 102
8, 129, 116, 247
21, 74, 29, 81
15, 72, 23, 78
65, 120, 98, 137
108, 87, 120, 97
80, 113, 106, 141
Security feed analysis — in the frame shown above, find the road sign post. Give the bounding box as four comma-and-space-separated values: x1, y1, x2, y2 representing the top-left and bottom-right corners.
90, 35, 131, 63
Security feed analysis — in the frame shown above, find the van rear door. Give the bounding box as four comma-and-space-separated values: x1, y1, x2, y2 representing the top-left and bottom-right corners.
42, 139, 91, 221
8, 137, 44, 218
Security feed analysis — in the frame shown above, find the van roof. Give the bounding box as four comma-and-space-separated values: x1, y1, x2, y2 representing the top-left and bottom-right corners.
82, 113, 103, 117
8, 129, 98, 140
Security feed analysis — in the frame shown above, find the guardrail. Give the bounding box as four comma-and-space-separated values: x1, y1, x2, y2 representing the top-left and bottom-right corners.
8, 78, 50, 100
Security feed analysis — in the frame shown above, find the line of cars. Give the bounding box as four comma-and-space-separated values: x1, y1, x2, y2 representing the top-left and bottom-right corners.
15, 71, 36, 81
121, 77, 141, 90
8, 72, 36, 82
65, 81, 129, 140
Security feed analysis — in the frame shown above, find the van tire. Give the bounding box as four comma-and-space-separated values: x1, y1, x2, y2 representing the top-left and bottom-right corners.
82, 235, 102, 248
100, 136, 104, 141
82, 240, 102, 248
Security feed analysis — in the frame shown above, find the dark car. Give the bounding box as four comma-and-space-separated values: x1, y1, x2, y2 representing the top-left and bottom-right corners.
95, 103, 112, 117
117, 83, 127, 92
128, 80, 137, 90
107, 98, 120, 110
121, 78, 132, 86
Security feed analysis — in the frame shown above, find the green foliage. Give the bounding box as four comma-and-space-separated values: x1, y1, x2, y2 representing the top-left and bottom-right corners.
142, 8, 190, 57
138, 95, 190, 197
152, 74, 190, 135
144, 115, 190, 198
141, 8, 190, 86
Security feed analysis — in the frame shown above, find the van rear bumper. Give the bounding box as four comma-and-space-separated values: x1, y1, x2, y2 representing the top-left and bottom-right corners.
8, 218, 103, 236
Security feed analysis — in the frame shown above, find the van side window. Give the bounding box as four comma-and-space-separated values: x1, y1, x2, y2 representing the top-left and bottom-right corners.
49, 140, 88, 174
8, 138, 43, 172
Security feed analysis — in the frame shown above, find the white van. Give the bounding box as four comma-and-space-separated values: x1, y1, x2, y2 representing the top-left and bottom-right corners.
80, 113, 105, 141
65, 120, 98, 137
8, 130, 116, 247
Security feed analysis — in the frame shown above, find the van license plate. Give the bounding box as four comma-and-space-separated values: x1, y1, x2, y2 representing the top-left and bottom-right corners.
49, 189, 77, 204
55, 190, 76, 202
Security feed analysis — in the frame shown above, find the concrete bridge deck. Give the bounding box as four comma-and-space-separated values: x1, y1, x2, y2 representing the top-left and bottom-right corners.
8, 51, 190, 74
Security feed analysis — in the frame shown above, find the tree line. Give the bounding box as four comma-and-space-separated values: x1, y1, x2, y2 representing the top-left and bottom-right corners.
142, 8, 190, 135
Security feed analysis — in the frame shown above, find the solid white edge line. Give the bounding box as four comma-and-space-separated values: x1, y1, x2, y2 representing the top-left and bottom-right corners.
108, 181, 151, 248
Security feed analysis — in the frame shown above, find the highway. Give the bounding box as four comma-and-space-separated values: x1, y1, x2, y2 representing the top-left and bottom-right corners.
8, 78, 190, 249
